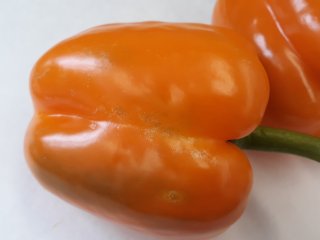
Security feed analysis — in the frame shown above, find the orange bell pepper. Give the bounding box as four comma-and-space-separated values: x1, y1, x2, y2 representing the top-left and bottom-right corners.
213, 0, 320, 136
25, 22, 269, 238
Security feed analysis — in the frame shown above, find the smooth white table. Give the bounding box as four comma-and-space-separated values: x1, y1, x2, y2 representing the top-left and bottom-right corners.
1, 0, 320, 239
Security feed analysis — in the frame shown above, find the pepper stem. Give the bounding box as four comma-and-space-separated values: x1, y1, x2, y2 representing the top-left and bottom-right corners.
231, 126, 320, 162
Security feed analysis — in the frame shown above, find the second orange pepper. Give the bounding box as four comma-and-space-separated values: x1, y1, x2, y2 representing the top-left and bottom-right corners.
213, 0, 320, 136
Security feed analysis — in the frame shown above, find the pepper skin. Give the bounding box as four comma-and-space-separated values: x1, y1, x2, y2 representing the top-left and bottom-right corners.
213, 0, 320, 136
25, 22, 269, 239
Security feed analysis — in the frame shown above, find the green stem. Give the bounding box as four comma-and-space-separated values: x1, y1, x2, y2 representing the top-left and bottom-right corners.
231, 126, 320, 162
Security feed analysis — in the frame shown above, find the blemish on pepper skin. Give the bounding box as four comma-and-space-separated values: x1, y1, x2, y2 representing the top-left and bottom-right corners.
93, 105, 107, 115
163, 190, 184, 203
89, 122, 97, 130
191, 150, 211, 169
139, 112, 160, 127
111, 106, 127, 118
144, 128, 157, 141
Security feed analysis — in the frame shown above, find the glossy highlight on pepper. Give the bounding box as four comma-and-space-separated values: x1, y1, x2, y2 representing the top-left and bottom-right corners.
213, 0, 320, 136
25, 22, 269, 238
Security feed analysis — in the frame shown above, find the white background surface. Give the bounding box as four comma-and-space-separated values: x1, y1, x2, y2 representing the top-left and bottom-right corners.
1, 0, 320, 239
